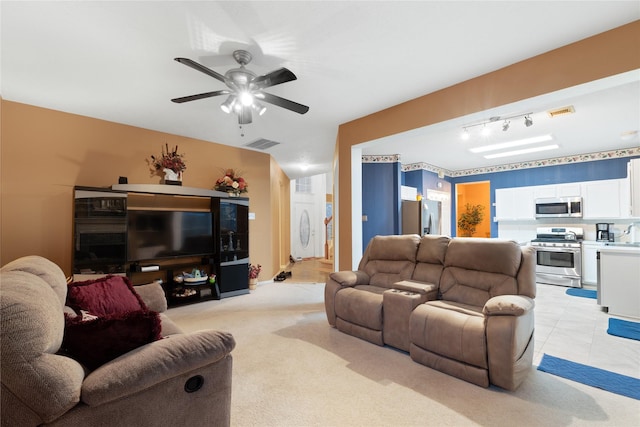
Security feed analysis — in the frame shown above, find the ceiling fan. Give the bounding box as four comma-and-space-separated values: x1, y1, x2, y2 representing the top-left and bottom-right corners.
171, 50, 309, 124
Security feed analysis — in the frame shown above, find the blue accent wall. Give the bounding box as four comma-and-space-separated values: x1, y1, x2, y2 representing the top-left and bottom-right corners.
450, 157, 637, 237
404, 169, 452, 197
362, 162, 401, 249
363, 156, 637, 240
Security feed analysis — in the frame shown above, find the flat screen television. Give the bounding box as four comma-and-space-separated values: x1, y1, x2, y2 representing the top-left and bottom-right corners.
127, 210, 214, 262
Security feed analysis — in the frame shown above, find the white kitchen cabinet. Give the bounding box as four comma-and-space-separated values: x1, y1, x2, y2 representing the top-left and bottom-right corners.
532, 183, 581, 199
582, 179, 627, 219
598, 245, 640, 319
557, 183, 582, 197
532, 185, 557, 199
495, 187, 535, 221
581, 241, 605, 285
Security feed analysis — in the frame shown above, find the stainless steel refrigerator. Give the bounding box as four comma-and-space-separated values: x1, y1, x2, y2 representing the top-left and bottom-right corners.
402, 199, 442, 235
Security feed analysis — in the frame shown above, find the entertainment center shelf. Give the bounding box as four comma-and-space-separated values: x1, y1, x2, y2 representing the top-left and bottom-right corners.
111, 183, 232, 198
73, 185, 250, 306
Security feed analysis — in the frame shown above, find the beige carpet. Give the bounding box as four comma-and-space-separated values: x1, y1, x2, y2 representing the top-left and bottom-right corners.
167, 282, 640, 427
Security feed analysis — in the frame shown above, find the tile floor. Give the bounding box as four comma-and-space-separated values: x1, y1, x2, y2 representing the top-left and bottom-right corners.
533, 283, 640, 378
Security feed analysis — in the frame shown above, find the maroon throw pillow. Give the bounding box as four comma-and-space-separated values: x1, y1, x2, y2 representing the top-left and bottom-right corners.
67, 275, 148, 316
62, 310, 162, 371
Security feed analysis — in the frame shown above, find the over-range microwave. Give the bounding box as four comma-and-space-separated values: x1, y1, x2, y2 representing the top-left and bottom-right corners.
535, 197, 583, 218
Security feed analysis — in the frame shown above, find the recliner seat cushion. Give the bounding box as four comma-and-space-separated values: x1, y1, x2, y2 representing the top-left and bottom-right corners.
410, 301, 487, 369
335, 286, 385, 330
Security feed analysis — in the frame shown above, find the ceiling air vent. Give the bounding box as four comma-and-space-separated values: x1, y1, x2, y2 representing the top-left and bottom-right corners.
547, 105, 575, 118
245, 138, 280, 150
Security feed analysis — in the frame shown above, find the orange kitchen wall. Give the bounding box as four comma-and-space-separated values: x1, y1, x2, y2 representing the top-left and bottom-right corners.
456, 182, 491, 238
0, 100, 290, 279
335, 20, 640, 270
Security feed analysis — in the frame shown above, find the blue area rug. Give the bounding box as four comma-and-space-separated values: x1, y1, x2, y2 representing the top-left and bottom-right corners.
607, 318, 640, 341
537, 354, 640, 400
565, 288, 597, 299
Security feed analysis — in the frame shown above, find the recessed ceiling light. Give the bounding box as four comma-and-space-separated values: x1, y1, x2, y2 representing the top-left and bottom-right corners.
469, 135, 553, 153
483, 144, 559, 159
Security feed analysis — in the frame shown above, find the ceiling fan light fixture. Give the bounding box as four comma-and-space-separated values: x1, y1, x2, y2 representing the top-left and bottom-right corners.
220, 95, 236, 114
239, 91, 254, 107
172, 51, 309, 126
252, 101, 267, 116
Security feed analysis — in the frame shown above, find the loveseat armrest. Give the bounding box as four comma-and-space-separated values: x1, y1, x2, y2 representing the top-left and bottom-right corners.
81, 330, 235, 406
329, 270, 370, 287
483, 295, 535, 390
483, 294, 534, 317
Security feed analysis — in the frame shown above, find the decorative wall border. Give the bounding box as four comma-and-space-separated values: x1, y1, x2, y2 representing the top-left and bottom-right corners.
396, 147, 640, 178
361, 154, 402, 163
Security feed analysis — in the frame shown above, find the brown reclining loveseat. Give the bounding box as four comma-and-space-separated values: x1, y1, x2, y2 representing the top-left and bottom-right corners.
324, 234, 536, 390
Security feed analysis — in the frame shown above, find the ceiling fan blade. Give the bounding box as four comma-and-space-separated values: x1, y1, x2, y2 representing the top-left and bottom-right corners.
171, 90, 230, 103
174, 57, 228, 84
253, 68, 297, 89
257, 92, 309, 115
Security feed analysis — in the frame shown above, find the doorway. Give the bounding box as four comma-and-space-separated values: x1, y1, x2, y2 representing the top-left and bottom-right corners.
455, 182, 491, 238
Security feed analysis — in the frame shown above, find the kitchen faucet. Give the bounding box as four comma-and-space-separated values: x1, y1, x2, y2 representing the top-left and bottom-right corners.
622, 221, 639, 242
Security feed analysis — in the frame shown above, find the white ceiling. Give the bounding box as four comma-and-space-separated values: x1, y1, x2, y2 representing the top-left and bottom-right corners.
2, 1, 639, 180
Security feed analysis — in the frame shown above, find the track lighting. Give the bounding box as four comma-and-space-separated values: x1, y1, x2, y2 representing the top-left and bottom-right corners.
524, 115, 533, 127
460, 112, 533, 140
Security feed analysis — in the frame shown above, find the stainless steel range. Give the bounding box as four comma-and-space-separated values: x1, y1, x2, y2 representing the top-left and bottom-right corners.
530, 227, 584, 288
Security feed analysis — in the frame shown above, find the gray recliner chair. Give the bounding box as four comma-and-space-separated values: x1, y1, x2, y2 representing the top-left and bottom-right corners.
1, 255, 235, 427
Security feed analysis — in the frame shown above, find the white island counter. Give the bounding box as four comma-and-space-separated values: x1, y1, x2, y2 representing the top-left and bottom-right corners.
598, 244, 640, 320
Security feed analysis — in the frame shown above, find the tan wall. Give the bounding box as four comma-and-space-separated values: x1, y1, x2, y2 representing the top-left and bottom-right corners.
336, 20, 640, 270
0, 100, 289, 279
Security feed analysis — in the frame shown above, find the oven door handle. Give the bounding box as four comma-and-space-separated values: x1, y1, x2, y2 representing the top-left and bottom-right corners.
533, 246, 580, 253
536, 272, 581, 280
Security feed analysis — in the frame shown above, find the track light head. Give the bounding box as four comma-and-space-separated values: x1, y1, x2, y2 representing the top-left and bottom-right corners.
502, 120, 510, 132
461, 128, 470, 140
524, 115, 533, 127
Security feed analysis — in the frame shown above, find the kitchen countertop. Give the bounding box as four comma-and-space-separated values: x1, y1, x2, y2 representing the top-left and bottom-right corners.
597, 243, 640, 253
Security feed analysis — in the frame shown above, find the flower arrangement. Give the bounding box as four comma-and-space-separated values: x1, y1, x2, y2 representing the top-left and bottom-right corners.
214, 169, 248, 195
148, 144, 186, 175
248, 263, 262, 280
